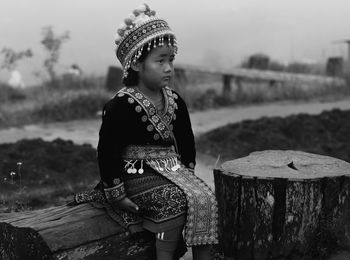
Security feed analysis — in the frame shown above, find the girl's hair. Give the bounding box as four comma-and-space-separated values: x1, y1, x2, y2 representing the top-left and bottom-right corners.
123, 35, 176, 87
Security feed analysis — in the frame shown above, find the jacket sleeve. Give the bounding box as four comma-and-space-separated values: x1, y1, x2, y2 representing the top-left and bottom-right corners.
172, 94, 196, 170
97, 98, 128, 202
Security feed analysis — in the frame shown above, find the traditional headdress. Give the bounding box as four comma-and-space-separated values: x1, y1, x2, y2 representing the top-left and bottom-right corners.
114, 3, 178, 80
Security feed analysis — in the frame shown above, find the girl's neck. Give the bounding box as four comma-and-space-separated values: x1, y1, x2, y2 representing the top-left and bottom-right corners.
136, 83, 163, 102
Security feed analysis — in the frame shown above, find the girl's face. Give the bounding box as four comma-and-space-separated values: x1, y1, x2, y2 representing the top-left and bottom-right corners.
137, 44, 175, 91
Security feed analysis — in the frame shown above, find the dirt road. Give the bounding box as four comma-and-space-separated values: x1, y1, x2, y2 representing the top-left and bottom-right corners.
1, 98, 349, 188
1, 98, 350, 259
1, 98, 350, 146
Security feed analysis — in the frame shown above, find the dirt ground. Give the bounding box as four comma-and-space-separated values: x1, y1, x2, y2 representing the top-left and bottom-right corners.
1, 98, 350, 145
1, 98, 350, 259
1, 98, 350, 190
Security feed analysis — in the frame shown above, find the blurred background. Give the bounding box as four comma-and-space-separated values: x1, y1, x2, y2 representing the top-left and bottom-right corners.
1, 0, 350, 215
1, 0, 350, 86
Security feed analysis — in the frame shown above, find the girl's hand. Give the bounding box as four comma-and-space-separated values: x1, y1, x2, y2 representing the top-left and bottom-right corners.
113, 197, 139, 213
188, 168, 195, 175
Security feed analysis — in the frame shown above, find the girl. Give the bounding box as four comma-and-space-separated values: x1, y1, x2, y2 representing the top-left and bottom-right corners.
76, 4, 218, 260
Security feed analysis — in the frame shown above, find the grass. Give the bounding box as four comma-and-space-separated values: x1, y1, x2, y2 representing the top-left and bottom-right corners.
1, 109, 349, 213
0, 138, 99, 212
0, 75, 110, 129
0, 83, 26, 103
186, 81, 350, 111
2, 70, 350, 128
181, 70, 350, 111
1, 70, 350, 211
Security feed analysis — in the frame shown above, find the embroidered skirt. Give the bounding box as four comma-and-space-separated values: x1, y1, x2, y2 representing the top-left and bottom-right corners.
121, 145, 219, 246
75, 145, 219, 246
121, 168, 188, 233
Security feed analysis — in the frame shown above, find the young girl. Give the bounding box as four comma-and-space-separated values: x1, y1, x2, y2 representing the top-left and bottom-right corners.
76, 4, 218, 259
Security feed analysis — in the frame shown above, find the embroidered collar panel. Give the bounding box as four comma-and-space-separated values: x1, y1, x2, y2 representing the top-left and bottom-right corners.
117, 86, 178, 141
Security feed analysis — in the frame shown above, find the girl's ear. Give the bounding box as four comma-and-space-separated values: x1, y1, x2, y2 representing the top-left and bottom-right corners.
131, 60, 141, 72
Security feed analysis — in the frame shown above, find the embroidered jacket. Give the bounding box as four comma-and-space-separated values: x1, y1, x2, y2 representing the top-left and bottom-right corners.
97, 86, 196, 202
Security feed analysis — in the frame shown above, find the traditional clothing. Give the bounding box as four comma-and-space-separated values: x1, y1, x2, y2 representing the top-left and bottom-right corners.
74, 3, 218, 250
114, 4, 178, 80
75, 86, 219, 246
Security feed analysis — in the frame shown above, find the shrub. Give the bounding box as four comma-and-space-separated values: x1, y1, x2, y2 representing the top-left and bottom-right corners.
0, 75, 110, 128
30, 89, 109, 122
0, 82, 26, 102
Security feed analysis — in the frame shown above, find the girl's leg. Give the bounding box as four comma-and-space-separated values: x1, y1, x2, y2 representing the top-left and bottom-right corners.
155, 225, 184, 260
192, 245, 211, 260
156, 248, 173, 260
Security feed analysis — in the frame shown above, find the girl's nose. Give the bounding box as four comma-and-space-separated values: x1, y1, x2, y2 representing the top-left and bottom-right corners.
164, 62, 173, 73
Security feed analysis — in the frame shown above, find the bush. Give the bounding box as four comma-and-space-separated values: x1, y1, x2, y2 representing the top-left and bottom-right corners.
46, 74, 105, 91
0, 75, 110, 128
0, 82, 26, 102
30, 89, 109, 122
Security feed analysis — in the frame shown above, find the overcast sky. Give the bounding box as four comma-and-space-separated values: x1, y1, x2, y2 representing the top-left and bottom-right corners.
0, 0, 349, 85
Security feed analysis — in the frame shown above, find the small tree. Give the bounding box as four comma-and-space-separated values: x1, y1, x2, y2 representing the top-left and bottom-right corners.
41, 26, 70, 85
0, 48, 33, 71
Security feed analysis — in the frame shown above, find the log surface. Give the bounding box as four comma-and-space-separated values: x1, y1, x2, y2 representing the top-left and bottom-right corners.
0, 203, 156, 259
214, 150, 350, 260
221, 150, 350, 179
0, 222, 52, 260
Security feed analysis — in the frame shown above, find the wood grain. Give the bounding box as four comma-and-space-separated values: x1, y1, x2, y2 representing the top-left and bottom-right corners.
214, 150, 350, 259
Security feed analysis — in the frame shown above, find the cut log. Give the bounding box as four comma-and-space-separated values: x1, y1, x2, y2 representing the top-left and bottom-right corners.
0, 203, 158, 259
214, 150, 350, 260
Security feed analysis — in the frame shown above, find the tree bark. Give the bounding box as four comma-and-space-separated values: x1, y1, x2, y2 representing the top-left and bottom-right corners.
214, 150, 350, 260
0, 203, 157, 260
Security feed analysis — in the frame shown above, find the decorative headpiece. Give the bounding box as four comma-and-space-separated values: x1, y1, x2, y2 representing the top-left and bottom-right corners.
114, 3, 178, 79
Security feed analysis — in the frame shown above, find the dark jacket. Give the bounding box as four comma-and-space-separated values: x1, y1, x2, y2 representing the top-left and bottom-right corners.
97, 86, 196, 188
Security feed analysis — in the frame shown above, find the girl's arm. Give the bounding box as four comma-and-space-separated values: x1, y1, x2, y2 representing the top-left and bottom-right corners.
173, 94, 196, 170
97, 98, 128, 203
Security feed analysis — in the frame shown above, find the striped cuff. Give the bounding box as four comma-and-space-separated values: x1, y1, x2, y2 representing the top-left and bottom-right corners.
188, 168, 195, 174
104, 182, 126, 202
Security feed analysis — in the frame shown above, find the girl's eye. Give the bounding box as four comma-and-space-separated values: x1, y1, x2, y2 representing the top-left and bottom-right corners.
158, 60, 164, 64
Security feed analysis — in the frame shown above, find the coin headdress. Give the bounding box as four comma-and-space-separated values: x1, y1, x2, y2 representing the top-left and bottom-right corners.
114, 3, 178, 80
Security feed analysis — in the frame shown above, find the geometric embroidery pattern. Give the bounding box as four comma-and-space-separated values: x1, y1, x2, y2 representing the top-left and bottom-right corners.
118, 86, 176, 141
147, 160, 219, 246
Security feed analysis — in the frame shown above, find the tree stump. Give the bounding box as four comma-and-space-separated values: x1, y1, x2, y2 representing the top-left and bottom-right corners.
0, 203, 159, 259
214, 150, 350, 260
